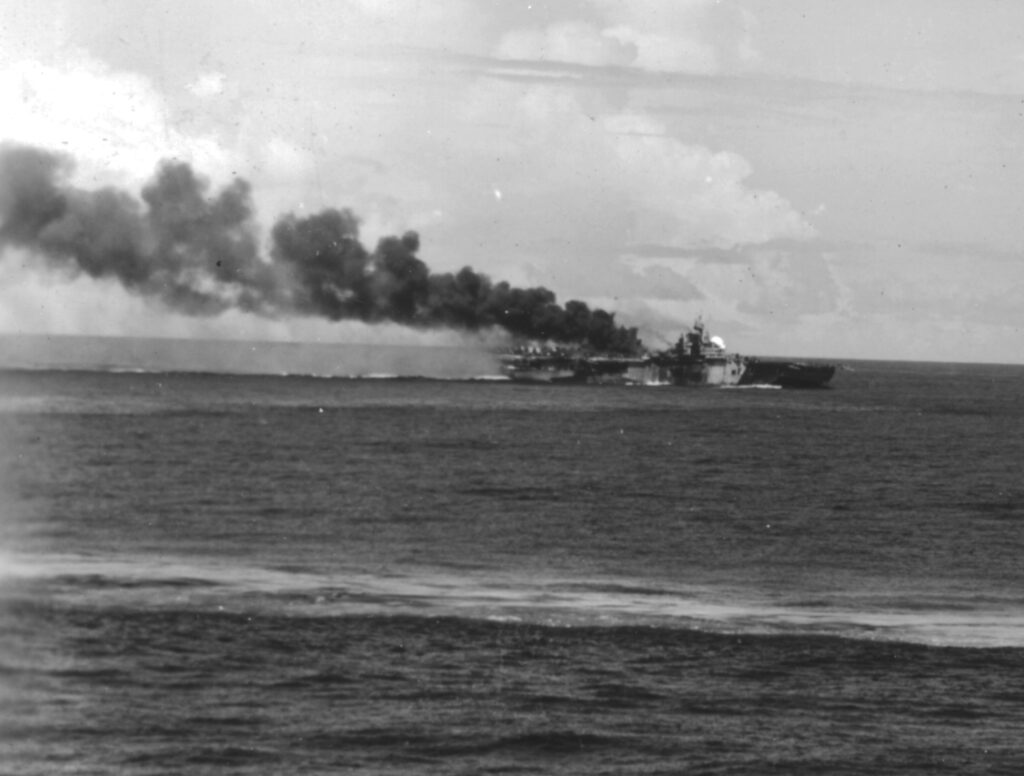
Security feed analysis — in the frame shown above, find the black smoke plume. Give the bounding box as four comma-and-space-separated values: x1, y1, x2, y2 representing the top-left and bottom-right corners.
0, 143, 641, 353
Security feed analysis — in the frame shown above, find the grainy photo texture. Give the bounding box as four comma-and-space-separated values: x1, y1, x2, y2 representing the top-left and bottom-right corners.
2, 2, 1023, 774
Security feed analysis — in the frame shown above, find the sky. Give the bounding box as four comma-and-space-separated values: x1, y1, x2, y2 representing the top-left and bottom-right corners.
1, 0, 1023, 362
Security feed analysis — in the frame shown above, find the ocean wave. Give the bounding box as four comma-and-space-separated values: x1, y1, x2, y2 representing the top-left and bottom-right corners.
5, 552, 1024, 650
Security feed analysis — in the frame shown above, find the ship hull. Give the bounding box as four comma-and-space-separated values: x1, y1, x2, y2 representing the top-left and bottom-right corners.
503, 357, 835, 388
658, 356, 746, 387
738, 359, 836, 389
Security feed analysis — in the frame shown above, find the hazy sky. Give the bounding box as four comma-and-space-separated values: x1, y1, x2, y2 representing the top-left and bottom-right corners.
2, 0, 1023, 361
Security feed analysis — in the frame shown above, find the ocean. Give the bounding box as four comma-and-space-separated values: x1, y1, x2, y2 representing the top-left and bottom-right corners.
1, 347, 1023, 774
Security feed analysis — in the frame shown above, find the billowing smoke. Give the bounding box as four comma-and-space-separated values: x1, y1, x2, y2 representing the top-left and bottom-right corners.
0, 143, 642, 353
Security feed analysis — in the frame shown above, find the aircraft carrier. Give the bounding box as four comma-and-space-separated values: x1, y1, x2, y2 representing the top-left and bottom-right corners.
499, 318, 836, 388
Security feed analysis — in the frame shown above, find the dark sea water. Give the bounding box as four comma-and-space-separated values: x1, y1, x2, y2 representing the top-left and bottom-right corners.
2, 357, 1024, 774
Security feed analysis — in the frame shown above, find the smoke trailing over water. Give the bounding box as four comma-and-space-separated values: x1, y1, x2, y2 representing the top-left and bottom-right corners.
0, 143, 641, 353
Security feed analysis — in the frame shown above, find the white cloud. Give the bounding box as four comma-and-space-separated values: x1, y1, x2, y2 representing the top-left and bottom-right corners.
186, 71, 226, 98
429, 79, 815, 342
493, 0, 753, 75
486, 91, 814, 249
603, 113, 814, 247
0, 56, 231, 187
603, 25, 718, 74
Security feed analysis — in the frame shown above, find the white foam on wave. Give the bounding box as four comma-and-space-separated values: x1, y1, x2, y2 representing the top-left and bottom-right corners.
7, 551, 1024, 649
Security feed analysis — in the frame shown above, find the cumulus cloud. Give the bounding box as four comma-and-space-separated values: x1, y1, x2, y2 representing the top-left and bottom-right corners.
603, 113, 814, 247
602, 25, 718, 74
456, 81, 812, 253
0, 56, 231, 187
437, 78, 816, 341
615, 239, 838, 338
494, 0, 757, 74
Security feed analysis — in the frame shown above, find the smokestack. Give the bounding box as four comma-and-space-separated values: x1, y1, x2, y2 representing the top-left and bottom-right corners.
0, 142, 642, 353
